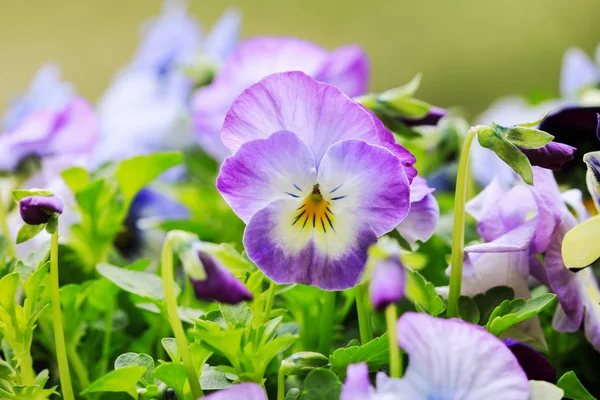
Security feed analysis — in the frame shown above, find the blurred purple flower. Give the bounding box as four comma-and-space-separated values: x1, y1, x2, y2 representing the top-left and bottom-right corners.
19, 195, 63, 225
503, 338, 555, 383
204, 382, 266, 400
396, 106, 447, 127
217, 72, 412, 290
560, 47, 600, 97
369, 253, 405, 311
341, 313, 530, 399
191, 247, 252, 305
193, 36, 370, 160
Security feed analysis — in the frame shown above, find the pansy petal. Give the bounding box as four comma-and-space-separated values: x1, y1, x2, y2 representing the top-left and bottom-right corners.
503, 339, 555, 383
547, 215, 584, 332
518, 142, 576, 171
386, 313, 530, 399
562, 215, 600, 269
466, 177, 505, 221
204, 383, 267, 400
243, 199, 377, 290
560, 48, 598, 97
222, 71, 379, 163
317, 139, 410, 236
217, 130, 317, 223
584, 151, 600, 212
396, 189, 439, 246
465, 219, 537, 254
562, 189, 589, 222
341, 363, 372, 400
315, 45, 369, 98
529, 381, 564, 400
538, 106, 600, 150
202, 8, 241, 63
580, 268, 600, 351
46, 97, 98, 156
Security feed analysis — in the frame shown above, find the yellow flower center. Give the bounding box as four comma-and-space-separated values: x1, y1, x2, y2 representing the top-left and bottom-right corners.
292, 184, 335, 233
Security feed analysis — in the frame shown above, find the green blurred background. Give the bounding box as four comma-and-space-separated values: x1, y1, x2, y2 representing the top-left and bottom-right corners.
1, 0, 599, 119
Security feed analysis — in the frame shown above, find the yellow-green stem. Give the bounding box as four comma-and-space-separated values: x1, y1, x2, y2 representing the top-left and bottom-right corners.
99, 308, 114, 377
67, 345, 90, 390
161, 234, 203, 399
0, 192, 16, 257
318, 290, 336, 355
277, 365, 285, 400
447, 128, 477, 318
262, 280, 276, 325
355, 283, 373, 344
385, 304, 402, 378
50, 231, 75, 400
19, 350, 35, 385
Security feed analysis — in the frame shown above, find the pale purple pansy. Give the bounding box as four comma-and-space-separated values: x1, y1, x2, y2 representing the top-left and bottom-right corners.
217, 72, 412, 290
395, 176, 439, 247
369, 253, 405, 311
192, 36, 370, 160
341, 313, 530, 399
191, 248, 253, 305
93, 1, 240, 165
204, 382, 267, 400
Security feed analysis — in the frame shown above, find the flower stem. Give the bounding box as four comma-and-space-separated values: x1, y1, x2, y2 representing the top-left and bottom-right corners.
99, 308, 114, 377
0, 192, 16, 257
262, 280, 276, 324
447, 128, 477, 318
277, 365, 285, 400
318, 290, 336, 355
355, 283, 373, 344
67, 345, 90, 390
385, 304, 402, 378
161, 233, 203, 399
50, 231, 75, 400
19, 350, 35, 385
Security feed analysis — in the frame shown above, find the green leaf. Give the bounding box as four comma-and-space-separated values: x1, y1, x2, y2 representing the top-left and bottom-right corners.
472, 286, 515, 325
477, 126, 534, 185
97, 263, 180, 301
220, 303, 253, 328
330, 333, 389, 379
285, 388, 301, 400
61, 167, 89, 193
556, 371, 596, 400
380, 97, 431, 119
200, 365, 233, 390
153, 363, 187, 398
116, 152, 183, 206
457, 296, 480, 324
486, 294, 556, 336
16, 224, 44, 244
0, 273, 20, 314
499, 125, 554, 149
114, 353, 154, 386
161, 338, 179, 362
12, 189, 53, 202
300, 368, 341, 400
404, 268, 445, 315
82, 366, 147, 399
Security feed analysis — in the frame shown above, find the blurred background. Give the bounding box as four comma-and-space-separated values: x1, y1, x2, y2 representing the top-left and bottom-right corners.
1, 0, 599, 119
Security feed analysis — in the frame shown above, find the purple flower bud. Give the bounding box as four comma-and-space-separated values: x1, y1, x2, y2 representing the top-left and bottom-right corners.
503, 338, 556, 383
369, 255, 405, 311
518, 141, 576, 171
19, 195, 63, 225
190, 250, 253, 305
397, 106, 447, 127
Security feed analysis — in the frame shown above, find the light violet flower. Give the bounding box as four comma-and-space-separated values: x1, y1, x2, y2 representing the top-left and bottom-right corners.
395, 176, 439, 247
93, 1, 241, 164
369, 244, 405, 311
192, 36, 370, 160
560, 47, 600, 98
217, 72, 412, 290
204, 382, 266, 400
341, 313, 530, 399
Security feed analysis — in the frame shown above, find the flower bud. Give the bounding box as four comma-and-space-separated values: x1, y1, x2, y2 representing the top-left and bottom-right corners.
280, 352, 330, 376
190, 249, 253, 305
19, 195, 63, 225
369, 254, 405, 311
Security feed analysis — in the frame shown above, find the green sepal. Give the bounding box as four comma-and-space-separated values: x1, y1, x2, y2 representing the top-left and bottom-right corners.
280, 352, 330, 376
494, 123, 554, 149
515, 110, 551, 128
45, 214, 58, 235
12, 189, 53, 203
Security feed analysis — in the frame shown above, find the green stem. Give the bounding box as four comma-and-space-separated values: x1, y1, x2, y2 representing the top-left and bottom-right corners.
0, 192, 16, 257
446, 128, 477, 318
385, 304, 402, 378
19, 350, 35, 385
277, 366, 285, 400
355, 283, 373, 344
161, 233, 203, 399
67, 345, 90, 390
262, 280, 276, 325
50, 231, 75, 400
317, 291, 336, 355
99, 308, 114, 377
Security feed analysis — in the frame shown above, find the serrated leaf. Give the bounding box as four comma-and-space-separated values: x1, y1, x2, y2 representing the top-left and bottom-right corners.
404, 269, 445, 315
477, 126, 534, 185
114, 352, 154, 386
472, 286, 515, 325
300, 369, 341, 400
220, 303, 252, 328
97, 263, 180, 301
200, 365, 233, 390
153, 363, 187, 397
330, 333, 389, 379
457, 296, 480, 324
556, 371, 596, 400
82, 366, 147, 399
16, 224, 44, 244
486, 294, 556, 336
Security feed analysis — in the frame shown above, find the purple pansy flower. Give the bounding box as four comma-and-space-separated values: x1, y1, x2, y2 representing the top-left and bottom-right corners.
19, 195, 63, 225
204, 382, 266, 400
503, 339, 556, 383
395, 176, 439, 247
191, 247, 253, 305
217, 72, 412, 290
341, 313, 530, 399
192, 36, 370, 160
369, 242, 405, 311
560, 47, 600, 98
